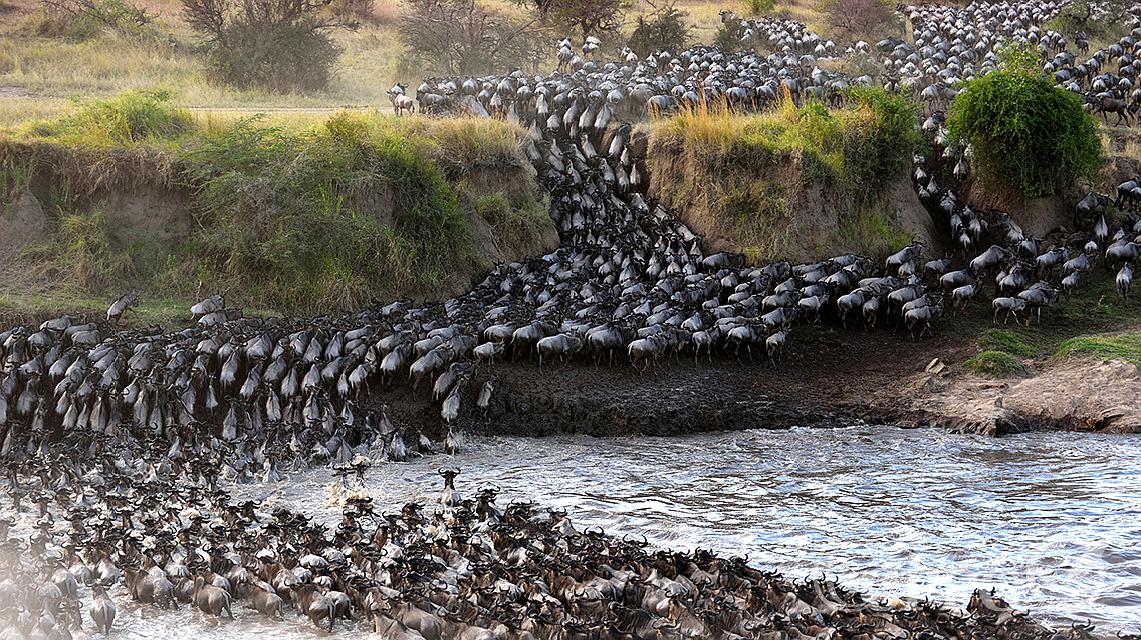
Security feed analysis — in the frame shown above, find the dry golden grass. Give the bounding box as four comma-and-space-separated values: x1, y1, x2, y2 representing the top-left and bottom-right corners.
0, 0, 830, 126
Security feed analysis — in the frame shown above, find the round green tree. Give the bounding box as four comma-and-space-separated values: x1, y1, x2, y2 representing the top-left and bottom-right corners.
947, 46, 1103, 200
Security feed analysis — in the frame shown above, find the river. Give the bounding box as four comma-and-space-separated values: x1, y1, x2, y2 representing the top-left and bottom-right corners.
106, 425, 1140, 638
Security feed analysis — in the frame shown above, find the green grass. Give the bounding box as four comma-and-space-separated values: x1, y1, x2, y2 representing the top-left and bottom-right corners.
977, 328, 1039, 357
963, 350, 1027, 378
17, 88, 194, 145
0, 290, 193, 326
1055, 333, 1141, 365
949, 274, 1140, 374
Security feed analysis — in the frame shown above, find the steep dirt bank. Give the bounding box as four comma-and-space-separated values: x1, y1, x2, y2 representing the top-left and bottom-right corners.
647, 146, 946, 262
639, 100, 940, 262
0, 129, 559, 313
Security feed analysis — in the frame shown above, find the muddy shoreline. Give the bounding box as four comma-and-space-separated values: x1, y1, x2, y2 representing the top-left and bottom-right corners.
378, 325, 1140, 441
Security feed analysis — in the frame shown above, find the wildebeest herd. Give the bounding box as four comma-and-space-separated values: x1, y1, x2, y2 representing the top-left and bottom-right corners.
3, 0, 1141, 636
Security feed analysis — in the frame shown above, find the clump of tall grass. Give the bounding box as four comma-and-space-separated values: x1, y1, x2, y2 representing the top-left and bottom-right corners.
473, 192, 551, 255
743, 0, 775, 15
19, 88, 194, 146
24, 210, 135, 290
651, 88, 918, 205
181, 111, 479, 311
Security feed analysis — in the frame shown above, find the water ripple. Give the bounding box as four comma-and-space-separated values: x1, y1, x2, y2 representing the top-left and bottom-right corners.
120, 426, 1141, 639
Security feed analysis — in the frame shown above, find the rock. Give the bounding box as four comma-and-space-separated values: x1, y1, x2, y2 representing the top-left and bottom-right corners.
925, 358, 948, 376
924, 376, 948, 392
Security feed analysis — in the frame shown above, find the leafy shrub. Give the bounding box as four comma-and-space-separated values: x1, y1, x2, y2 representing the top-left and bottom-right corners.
817, 0, 898, 41
842, 86, 921, 206
947, 44, 1103, 199
714, 21, 746, 52
327, 0, 375, 23
550, 0, 624, 39
1046, 0, 1133, 43
627, 2, 692, 57
182, 0, 351, 92
36, 0, 154, 39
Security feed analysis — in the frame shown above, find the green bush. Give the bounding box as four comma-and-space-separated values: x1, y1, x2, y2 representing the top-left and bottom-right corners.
713, 22, 746, 52
947, 45, 1103, 199
206, 21, 341, 92
843, 86, 922, 206
627, 2, 692, 57
33, 0, 155, 40
743, 0, 774, 15
181, 112, 477, 310
1046, 0, 1133, 44
182, 0, 348, 92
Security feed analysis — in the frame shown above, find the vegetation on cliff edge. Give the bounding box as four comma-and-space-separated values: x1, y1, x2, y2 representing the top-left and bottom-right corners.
0, 90, 552, 314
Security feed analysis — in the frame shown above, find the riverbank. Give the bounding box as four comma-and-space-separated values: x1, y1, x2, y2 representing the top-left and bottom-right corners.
368, 274, 1139, 440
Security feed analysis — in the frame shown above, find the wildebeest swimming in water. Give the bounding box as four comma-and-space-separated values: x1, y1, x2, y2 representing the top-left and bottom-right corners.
0, 433, 1102, 639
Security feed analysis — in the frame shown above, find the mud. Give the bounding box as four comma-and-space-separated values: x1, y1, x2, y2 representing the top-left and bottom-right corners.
374, 325, 1139, 441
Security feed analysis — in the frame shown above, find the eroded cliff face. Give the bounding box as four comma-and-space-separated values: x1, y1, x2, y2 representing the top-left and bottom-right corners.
644, 126, 1140, 265
643, 131, 947, 263
0, 141, 558, 309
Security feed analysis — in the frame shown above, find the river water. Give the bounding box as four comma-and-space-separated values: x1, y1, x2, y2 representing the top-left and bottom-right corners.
107, 426, 1140, 638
